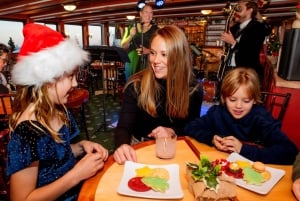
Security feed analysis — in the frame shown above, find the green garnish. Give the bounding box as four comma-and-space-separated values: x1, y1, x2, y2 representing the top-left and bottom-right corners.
187, 155, 221, 191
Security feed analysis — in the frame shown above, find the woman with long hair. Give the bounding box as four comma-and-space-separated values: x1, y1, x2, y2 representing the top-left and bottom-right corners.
114, 25, 203, 164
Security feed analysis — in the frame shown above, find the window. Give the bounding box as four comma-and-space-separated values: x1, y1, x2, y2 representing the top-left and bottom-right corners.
65, 24, 83, 47
88, 25, 102, 46
109, 26, 116, 46
0, 20, 24, 52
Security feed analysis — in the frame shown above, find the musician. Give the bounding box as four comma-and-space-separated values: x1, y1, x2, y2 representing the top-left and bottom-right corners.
220, 0, 271, 83
121, 4, 158, 81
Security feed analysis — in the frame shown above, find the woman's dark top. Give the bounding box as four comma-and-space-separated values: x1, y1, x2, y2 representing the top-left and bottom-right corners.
127, 24, 159, 53
114, 79, 203, 148
7, 112, 81, 201
184, 104, 298, 165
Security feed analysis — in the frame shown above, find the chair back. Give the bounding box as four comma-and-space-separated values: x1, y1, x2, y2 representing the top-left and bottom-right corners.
260, 91, 291, 121
0, 94, 13, 128
76, 68, 90, 89
0, 93, 12, 199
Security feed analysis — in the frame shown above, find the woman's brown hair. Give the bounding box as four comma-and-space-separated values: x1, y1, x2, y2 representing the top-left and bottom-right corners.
125, 25, 197, 118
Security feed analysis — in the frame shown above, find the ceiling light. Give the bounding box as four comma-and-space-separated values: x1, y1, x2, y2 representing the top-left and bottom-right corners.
201, 10, 212, 15
137, 0, 146, 11
63, 4, 77, 12
155, 0, 165, 8
126, 15, 136, 20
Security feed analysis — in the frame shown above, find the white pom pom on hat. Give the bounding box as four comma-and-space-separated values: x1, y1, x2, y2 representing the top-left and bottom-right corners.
12, 23, 89, 87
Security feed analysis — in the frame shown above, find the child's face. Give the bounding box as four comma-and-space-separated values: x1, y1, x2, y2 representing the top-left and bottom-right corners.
224, 85, 255, 119
48, 72, 78, 104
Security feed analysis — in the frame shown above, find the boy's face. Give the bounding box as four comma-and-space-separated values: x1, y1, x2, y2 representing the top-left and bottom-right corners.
224, 85, 255, 119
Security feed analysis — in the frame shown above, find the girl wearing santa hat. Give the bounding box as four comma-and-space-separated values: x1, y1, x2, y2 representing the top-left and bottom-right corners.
6, 23, 108, 201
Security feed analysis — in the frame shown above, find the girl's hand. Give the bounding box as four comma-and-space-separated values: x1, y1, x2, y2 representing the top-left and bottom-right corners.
80, 140, 109, 161
72, 152, 105, 182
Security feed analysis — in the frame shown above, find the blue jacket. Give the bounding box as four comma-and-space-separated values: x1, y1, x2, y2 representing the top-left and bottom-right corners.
184, 104, 298, 165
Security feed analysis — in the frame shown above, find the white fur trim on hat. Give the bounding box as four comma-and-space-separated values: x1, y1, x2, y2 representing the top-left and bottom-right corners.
12, 39, 89, 87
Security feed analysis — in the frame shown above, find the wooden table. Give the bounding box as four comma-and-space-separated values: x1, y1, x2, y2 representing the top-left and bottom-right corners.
78, 137, 296, 201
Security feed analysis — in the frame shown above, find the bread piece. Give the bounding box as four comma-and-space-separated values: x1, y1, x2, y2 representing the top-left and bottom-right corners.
252, 161, 266, 173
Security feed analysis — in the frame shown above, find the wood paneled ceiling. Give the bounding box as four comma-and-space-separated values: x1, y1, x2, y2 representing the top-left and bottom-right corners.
0, 0, 298, 25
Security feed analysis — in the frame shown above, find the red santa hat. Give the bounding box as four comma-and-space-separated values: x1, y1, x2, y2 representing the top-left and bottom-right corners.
12, 23, 89, 87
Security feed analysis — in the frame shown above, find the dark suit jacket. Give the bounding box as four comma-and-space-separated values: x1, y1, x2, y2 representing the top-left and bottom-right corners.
231, 19, 271, 80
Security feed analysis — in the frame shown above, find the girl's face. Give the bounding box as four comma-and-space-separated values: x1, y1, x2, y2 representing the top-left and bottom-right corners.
48, 72, 78, 104
224, 85, 255, 119
149, 35, 168, 79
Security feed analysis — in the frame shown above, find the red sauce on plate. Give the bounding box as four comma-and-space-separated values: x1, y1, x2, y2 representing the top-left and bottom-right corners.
128, 177, 152, 192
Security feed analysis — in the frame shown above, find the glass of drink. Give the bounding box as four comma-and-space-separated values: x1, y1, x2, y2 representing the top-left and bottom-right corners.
155, 134, 177, 159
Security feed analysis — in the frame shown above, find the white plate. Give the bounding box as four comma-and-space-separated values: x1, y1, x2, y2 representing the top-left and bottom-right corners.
117, 161, 183, 199
227, 153, 285, 195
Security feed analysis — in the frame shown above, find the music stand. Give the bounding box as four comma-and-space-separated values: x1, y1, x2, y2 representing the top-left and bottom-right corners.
85, 46, 129, 132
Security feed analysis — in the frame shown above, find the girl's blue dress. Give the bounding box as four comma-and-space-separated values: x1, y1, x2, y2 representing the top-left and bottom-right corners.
6, 112, 80, 201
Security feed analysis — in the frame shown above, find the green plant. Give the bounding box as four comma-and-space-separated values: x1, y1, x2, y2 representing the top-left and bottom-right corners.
267, 33, 281, 55
186, 155, 222, 191
8, 37, 16, 52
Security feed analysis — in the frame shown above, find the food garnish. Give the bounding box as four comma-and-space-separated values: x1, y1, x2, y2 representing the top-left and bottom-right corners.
186, 155, 222, 191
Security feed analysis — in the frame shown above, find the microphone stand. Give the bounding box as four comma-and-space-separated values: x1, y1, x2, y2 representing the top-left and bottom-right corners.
93, 51, 109, 133
140, 22, 145, 68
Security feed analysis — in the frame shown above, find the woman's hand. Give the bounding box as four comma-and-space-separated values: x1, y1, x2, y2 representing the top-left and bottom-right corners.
212, 135, 242, 153
148, 126, 175, 138
113, 144, 137, 165
293, 178, 300, 200
130, 27, 136, 37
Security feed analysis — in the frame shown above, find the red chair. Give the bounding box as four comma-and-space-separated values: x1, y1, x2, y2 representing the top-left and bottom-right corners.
65, 88, 90, 140
261, 91, 291, 121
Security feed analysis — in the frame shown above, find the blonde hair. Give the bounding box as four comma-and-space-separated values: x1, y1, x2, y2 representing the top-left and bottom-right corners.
125, 25, 197, 118
9, 76, 72, 142
220, 67, 262, 104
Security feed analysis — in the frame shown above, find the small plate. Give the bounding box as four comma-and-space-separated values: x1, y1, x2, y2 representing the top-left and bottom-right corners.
117, 161, 183, 199
227, 153, 285, 195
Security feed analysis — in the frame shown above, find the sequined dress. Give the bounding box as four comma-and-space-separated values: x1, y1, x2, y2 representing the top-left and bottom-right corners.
6, 112, 81, 201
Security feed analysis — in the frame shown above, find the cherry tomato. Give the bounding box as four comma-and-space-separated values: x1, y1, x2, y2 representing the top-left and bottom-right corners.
128, 177, 152, 192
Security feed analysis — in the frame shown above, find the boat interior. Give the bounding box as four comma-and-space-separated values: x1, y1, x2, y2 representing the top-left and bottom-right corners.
0, 0, 298, 25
